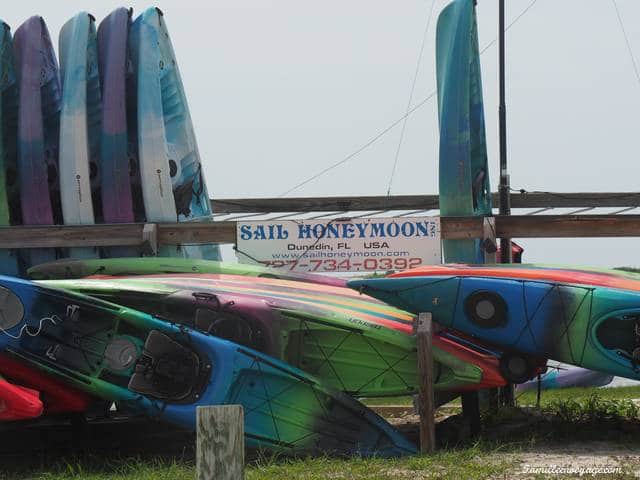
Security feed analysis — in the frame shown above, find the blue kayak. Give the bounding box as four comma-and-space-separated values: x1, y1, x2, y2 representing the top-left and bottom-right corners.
0, 275, 415, 456
348, 269, 640, 383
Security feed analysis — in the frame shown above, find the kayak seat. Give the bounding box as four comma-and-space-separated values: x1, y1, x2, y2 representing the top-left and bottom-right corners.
128, 330, 200, 401
597, 314, 640, 354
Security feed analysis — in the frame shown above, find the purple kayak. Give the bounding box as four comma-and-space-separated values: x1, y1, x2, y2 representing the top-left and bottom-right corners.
13, 16, 62, 267
517, 365, 614, 393
98, 7, 142, 257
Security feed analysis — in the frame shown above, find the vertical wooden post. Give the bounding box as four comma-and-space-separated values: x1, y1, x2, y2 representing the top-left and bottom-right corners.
141, 223, 158, 256
197, 405, 244, 480
482, 217, 497, 264
417, 312, 436, 454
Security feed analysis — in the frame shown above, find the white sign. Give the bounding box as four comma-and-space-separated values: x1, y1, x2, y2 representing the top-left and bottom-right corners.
235, 217, 441, 273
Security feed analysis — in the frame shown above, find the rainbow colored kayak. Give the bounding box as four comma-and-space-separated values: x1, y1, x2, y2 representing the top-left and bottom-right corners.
41, 273, 505, 394
349, 264, 640, 382
28, 257, 346, 287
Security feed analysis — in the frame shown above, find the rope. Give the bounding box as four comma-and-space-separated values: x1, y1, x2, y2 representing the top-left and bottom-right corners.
278, 0, 541, 198
612, 0, 640, 87
0, 304, 79, 340
386, 0, 439, 197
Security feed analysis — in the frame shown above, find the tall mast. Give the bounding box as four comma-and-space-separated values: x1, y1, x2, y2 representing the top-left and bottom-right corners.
498, 0, 511, 263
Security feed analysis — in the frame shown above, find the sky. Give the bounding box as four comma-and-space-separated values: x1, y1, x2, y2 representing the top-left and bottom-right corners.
4, 0, 640, 267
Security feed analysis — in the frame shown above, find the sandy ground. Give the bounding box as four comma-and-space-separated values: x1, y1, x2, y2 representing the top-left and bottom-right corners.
500, 442, 640, 478
384, 408, 640, 478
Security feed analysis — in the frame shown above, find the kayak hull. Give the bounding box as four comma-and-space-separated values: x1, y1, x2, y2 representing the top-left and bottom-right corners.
41, 273, 506, 394
349, 266, 640, 381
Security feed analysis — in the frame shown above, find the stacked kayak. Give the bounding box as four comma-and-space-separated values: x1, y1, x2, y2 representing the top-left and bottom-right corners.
0, 354, 93, 415
13, 16, 62, 268
0, 22, 20, 276
436, 0, 491, 263
98, 8, 141, 244
58, 12, 102, 259
39, 272, 506, 395
129, 8, 219, 260
0, 376, 42, 421
28, 257, 347, 287
0, 275, 414, 455
349, 264, 640, 382
0, 7, 222, 273
516, 364, 614, 393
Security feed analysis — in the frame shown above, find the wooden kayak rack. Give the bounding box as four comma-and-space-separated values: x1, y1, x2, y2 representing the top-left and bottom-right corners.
2, 190, 639, 458
0, 191, 639, 250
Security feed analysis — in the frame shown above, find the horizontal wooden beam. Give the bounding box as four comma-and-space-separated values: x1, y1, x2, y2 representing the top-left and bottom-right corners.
495, 215, 640, 238
0, 214, 637, 249
443, 215, 640, 239
212, 192, 640, 213
212, 195, 440, 214
0, 224, 147, 249
508, 192, 640, 209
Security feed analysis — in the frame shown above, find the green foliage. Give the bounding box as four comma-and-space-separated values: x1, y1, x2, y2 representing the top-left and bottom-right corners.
516, 385, 640, 407
543, 394, 639, 423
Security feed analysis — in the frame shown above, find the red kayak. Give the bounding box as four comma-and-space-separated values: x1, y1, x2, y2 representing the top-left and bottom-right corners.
0, 377, 43, 421
433, 334, 506, 390
0, 355, 92, 415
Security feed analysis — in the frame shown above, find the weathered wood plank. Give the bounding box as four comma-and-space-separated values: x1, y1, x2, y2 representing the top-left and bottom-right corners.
157, 222, 236, 245
417, 312, 435, 454
495, 215, 640, 238
196, 405, 244, 480
213, 195, 441, 213
0, 214, 638, 249
212, 192, 640, 213
0, 224, 145, 248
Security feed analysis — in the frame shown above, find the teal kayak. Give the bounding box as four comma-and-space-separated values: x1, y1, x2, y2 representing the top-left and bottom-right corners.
436, 0, 491, 263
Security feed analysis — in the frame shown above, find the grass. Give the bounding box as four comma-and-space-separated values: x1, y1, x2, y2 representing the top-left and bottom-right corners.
4, 386, 640, 479
247, 444, 515, 480
362, 385, 640, 408
361, 395, 414, 406
514, 384, 640, 407
0, 444, 516, 480
0, 458, 194, 480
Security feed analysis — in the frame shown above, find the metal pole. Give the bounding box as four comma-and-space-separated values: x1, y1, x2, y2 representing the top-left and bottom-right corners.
498, 0, 511, 264
498, 0, 515, 407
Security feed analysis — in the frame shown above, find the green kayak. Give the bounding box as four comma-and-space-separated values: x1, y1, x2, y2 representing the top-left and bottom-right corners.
28, 257, 346, 286
39, 273, 502, 396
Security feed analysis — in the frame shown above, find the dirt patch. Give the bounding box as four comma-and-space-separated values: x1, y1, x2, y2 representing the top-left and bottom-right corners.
500, 442, 640, 478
